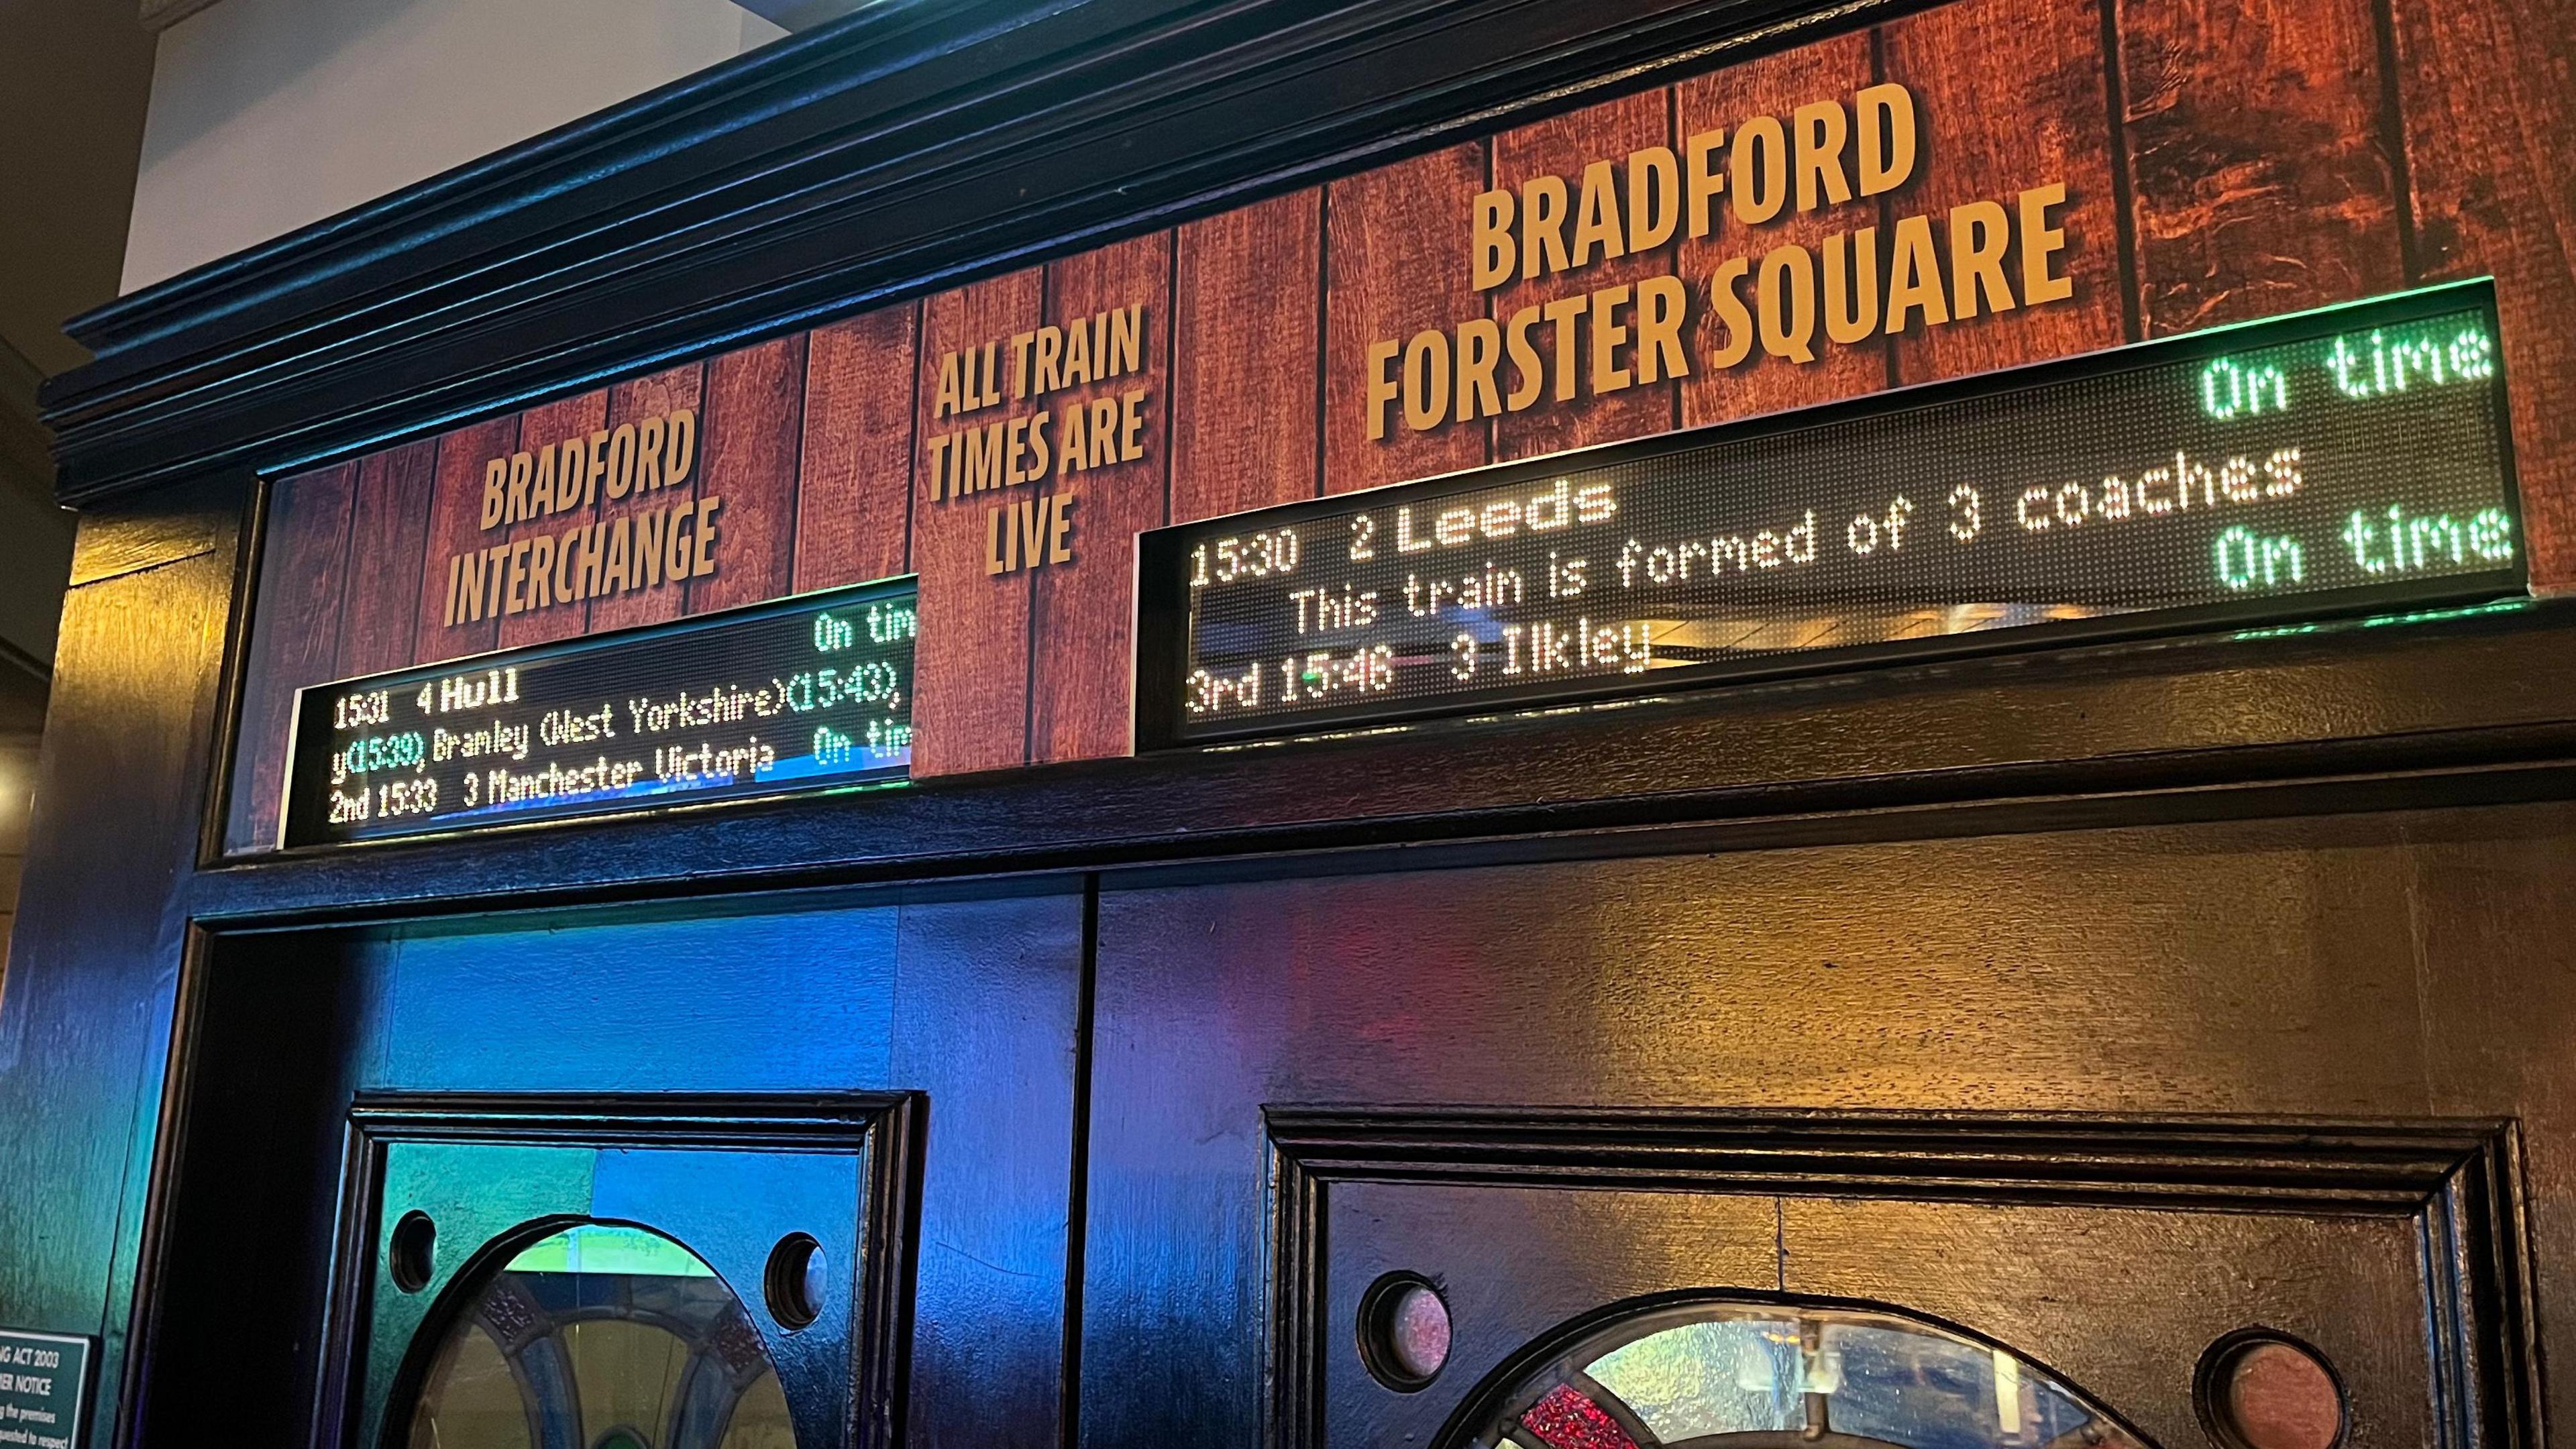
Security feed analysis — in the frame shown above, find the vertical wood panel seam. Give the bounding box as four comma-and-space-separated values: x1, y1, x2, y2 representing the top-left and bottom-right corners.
1312, 187, 1332, 499
1026, 270, 1051, 766
789, 341, 814, 593
902, 302, 924, 576
396, 448, 433, 653
1163, 226, 1180, 529
2097, 0, 2147, 343
1870, 25, 1902, 390
1057, 875, 1100, 1449
2365, 0, 2424, 284
1666, 83, 1684, 435
1483, 135, 1499, 464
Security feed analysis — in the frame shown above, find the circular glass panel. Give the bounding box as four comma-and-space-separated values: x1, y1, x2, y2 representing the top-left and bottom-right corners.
404, 1222, 798, 1449
1445, 1296, 2153, 1449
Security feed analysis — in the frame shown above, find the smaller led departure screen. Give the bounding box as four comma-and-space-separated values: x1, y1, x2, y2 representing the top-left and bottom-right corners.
283, 578, 916, 845
1138, 282, 2523, 747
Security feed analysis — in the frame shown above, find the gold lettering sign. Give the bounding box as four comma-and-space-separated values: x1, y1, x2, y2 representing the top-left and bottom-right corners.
437, 407, 724, 626
918, 305, 1157, 578
1361, 83, 2074, 441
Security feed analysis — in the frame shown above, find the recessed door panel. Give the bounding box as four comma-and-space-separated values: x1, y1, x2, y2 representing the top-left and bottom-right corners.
335, 1097, 914, 1449
1780, 1200, 2434, 1449
1267, 1110, 2528, 1449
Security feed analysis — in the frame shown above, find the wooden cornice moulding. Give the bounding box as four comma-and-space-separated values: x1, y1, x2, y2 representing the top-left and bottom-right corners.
39, 0, 1923, 504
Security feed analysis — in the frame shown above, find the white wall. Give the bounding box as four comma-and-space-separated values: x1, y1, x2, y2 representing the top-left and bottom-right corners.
123, 0, 784, 292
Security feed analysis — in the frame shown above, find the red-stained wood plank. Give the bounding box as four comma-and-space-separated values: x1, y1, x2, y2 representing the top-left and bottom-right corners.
498, 388, 610, 649
795, 305, 919, 591
1322, 142, 1493, 493
412, 415, 519, 665
335, 439, 437, 676
1030, 231, 1173, 764
227, 464, 354, 853
1171, 189, 1324, 523
1882, 0, 2129, 381
912, 268, 1044, 777
1491, 89, 1678, 461
2390, 0, 2576, 588
1675, 32, 1888, 427
589, 363, 707, 634
687, 335, 808, 615
2115, 0, 2406, 334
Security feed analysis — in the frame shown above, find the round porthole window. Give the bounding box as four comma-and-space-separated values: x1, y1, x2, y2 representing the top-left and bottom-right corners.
400, 1222, 798, 1448
1440, 1294, 2151, 1449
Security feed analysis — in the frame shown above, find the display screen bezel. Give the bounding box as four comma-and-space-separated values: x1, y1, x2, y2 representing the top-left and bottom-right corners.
279, 574, 918, 848
1133, 279, 2525, 751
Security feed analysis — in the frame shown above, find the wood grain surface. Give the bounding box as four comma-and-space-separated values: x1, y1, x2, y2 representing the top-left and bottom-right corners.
498, 388, 608, 650
1675, 32, 1889, 426
589, 363, 706, 634
335, 440, 436, 677
912, 268, 1044, 776
411, 415, 517, 663
219, 0, 2576, 829
2116, 0, 2406, 335
688, 336, 807, 616
230, 466, 354, 853
1490, 89, 1678, 461
1171, 189, 1324, 523
2390, 0, 2576, 590
1883, 0, 2128, 382
1031, 231, 1173, 764
795, 306, 919, 592
1323, 143, 1493, 493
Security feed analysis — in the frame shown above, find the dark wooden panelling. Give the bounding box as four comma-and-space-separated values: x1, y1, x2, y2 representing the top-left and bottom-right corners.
2116, 0, 2406, 334
334, 441, 437, 676
1032, 231, 1172, 764
410, 415, 518, 664
45, 0, 1953, 506
66, 508, 223, 588
2392, 0, 2576, 590
498, 388, 609, 650
0, 537, 238, 1449
1883, 0, 2127, 382
1674, 32, 1888, 425
688, 335, 808, 616
1491, 89, 1678, 460
1083, 813, 2439, 1444
912, 269, 1043, 777
794, 306, 918, 592
589, 363, 706, 634
1323, 143, 1493, 493
2406, 808, 2571, 1438
1171, 189, 1324, 523
890, 888, 1085, 1449
228, 466, 352, 855
142, 881, 1082, 1446
1785, 1201, 2437, 1449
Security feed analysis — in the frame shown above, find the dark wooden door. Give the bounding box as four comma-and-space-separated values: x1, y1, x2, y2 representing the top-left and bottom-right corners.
1079, 809, 2552, 1449
136, 881, 1086, 1449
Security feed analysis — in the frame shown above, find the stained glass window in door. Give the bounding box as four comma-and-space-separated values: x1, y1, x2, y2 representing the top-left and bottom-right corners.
1458, 1299, 2151, 1449
405, 1222, 798, 1449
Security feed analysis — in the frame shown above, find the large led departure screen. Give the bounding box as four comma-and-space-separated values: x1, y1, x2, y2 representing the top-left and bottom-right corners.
282, 578, 916, 845
1137, 282, 2524, 748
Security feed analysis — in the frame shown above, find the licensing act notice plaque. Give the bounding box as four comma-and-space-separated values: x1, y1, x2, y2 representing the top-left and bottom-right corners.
282, 578, 916, 846
1136, 280, 2524, 748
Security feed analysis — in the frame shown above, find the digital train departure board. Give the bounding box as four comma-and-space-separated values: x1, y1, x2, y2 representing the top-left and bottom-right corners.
283, 578, 916, 845
1136, 281, 2524, 748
